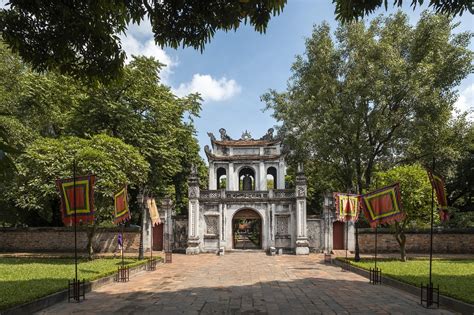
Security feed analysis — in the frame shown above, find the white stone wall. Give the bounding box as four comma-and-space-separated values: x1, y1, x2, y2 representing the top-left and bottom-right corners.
195, 200, 296, 252
307, 218, 323, 252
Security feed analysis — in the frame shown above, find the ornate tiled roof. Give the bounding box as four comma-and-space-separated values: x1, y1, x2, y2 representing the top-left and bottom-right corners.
212, 139, 280, 147
207, 128, 281, 147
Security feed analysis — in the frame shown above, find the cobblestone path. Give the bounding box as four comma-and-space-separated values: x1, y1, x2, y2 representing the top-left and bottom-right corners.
38, 252, 453, 314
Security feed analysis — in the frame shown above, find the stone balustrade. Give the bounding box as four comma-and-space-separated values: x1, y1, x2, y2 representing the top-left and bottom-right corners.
199, 189, 296, 201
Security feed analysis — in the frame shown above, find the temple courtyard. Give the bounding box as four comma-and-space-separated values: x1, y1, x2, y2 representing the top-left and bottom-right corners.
37, 252, 453, 314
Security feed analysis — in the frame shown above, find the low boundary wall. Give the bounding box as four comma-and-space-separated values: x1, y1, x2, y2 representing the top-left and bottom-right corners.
0, 227, 142, 253
358, 229, 474, 254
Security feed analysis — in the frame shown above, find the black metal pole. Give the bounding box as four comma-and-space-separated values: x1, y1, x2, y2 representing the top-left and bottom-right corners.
374, 225, 378, 270
73, 159, 78, 282
121, 224, 125, 267
354, 224, 360, 261
429, 157, 435, 286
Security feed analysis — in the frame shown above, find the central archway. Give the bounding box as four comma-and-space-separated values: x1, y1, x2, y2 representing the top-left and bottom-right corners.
232, 209, 262, 249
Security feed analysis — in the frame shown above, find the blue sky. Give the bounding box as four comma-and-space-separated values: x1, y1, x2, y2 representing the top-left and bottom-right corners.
121, 1, 472, 162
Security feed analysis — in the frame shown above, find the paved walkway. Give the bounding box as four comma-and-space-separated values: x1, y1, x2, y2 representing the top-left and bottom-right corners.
37, 252, 453, 314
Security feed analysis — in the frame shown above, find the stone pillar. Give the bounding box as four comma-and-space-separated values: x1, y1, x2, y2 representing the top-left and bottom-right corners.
228, 162, 234, 191
186, 166, 200, 255
278, 161, 285, 189
322, 194, 334, 253
270, 201, 275, 247
347, 221, 355, 251
161, 198, 173, 252
222, 202, 227, 244
209, 162, 216, 190
295, 163, 309, 255
259, 161, 266, 191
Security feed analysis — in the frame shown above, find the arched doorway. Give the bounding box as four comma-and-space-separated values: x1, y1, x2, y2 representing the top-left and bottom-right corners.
232, 209, 262, 249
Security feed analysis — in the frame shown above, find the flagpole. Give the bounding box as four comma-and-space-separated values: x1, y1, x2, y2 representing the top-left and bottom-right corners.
429, 157, 435, 287
374, 225, 377, 270
73, 159, 78, 284
121, 223, 125, 267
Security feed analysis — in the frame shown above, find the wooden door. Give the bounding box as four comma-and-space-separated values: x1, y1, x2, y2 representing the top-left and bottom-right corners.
332, 221, 345, 250
152, 223, 164, 251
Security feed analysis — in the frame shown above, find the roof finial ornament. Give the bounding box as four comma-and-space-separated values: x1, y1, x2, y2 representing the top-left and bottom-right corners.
219, 128, 232, 141
240, 130, 252, 140
260, 128, 274, 141
207, 132, 216, 142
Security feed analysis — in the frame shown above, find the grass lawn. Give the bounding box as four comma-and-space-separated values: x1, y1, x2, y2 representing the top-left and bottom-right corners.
344, 258, 474, 304
0, 257, 148, 310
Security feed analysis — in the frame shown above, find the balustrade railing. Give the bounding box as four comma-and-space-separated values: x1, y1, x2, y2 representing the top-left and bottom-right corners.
199, 189, 295, 200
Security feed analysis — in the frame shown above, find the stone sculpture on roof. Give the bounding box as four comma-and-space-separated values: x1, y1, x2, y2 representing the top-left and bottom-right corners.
240, 130, 252, 140
260, 128, 274, 141
219, 128, 232, 141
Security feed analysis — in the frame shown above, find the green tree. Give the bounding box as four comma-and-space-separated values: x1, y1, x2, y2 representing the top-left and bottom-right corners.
0, 0, 287, 81
334, 0, 473, 23
373, 164, 433, 261
1, 1, 470, 81
12, 134, 149, 258
0, 42, 204, 226
263, 12, 472, 260
68, 56, 204, 213
263, 12, 473, 195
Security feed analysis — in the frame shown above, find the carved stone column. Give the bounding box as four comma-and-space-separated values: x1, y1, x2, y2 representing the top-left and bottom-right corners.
277, 161, 285, 189
295, 163, 309, 255
161, 198, 173, 252
186, 166, 200, 255
259, 161, 266, 190
228, 162, 234, 191
208, 162, 216, 190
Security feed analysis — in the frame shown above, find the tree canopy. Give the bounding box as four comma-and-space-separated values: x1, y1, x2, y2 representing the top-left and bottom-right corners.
1, 1, 471, 81
373, 164, 433, 260
11, 134, 149, 226
0, 41, 206, 227
263, 12, 473, 219
0, 0, 287, 81
334, 0, 473, 22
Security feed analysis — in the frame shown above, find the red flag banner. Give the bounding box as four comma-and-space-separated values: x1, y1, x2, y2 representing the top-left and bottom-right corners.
427, 170, 449, 222
361, 183, 405, 228
333, 193, 360, 222
114, 186, 131, 225
56, 175, 95, 226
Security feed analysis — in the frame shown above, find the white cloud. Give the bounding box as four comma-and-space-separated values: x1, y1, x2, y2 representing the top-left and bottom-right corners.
454, 84, 474, 120
121, 21, 241, 102
120, 25, 176, 83
173, 74, 242, 102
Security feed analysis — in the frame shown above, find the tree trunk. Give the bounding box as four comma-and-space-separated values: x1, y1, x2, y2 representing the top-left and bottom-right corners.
86, 224, 96, 260
395, 223, 407, 262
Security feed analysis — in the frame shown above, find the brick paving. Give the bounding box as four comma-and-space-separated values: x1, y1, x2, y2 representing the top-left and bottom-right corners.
37, 252, 453, 314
